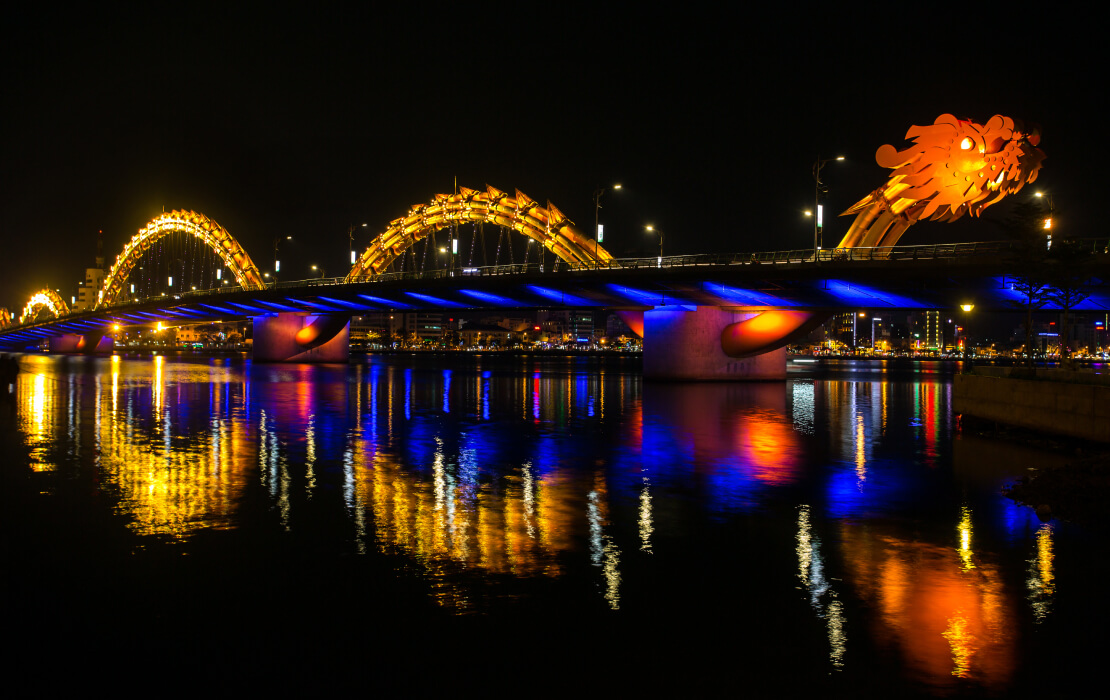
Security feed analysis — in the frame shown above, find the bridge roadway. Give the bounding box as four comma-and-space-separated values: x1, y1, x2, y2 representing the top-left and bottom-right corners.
4, 242, 1109, 349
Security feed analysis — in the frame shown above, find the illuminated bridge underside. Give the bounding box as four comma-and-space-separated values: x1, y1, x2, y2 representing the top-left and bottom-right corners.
98, 210, 266, 309
348, 186, 615, 281
6, 258, 1108, 350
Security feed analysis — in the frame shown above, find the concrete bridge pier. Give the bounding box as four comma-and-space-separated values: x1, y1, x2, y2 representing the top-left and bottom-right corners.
642, 306, 825, 381
252, 313, 350, 363
48, 334, 82, 353
49, 333, 114, 354
77, 333, 114, 353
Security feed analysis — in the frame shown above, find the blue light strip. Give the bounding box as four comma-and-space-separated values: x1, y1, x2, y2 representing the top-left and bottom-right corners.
523, 285, 594, 306
252, 300, 304, 312
820, 281, 928, 308
606, 284, 662, 305
357, 294, 410, 308
282, 298, 347, 311
226, 302, 271, 313
702, 283, 791, 306
457, 289, 523, 306
315, 296, 374, 309
405, 292, 465, 308
197, 303, 248, 315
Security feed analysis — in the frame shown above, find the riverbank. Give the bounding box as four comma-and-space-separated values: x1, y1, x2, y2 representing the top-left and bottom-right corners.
1004, 454, 1110, 529
954, 369, 1110, 442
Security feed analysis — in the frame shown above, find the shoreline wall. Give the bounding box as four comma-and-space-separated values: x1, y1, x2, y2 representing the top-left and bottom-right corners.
954, 370, 1110, 442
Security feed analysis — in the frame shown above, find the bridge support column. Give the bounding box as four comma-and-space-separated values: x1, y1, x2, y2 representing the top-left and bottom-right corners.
77, 333, 114, 353
48, 333, 114, 353
642, 306, 787, 381
49, 334, 83, 353
252, 313, 350, 363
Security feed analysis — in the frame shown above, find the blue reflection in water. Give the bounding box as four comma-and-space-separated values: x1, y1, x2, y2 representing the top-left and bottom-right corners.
10, 353, 1106, 696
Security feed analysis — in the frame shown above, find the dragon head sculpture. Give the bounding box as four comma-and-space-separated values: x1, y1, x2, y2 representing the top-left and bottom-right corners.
859, 114, 1045, 222
837, 114, 1045, 248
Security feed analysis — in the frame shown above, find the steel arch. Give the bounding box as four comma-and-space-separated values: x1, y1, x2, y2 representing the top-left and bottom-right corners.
347, 186, 617, 281
21, 289, 70, 324
97, 210, 266, 309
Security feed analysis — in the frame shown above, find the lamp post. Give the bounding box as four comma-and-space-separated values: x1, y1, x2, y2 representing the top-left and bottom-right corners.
960, 303, 975, 362
274, 235, 292, 281
349, 223, 367, 266
646, 225, 663, 264
311, 265, 326, 279
1035, 192, 1054, 250
594, 183, 622, 267
813, 155, 844, 259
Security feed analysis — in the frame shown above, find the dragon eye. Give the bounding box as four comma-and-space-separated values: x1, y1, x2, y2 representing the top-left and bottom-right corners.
960, 137, 973, 150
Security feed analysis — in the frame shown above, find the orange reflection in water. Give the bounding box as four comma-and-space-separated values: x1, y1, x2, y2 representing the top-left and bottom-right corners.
346, 437, 599, 591
732, 409, 801, 484
17, 371, 55, 473
644, 383, 801, 484
16, 357, 255, 539
839, 518, 1014, 690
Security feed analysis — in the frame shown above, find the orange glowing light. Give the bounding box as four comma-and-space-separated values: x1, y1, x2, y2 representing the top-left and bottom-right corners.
20, 289, 69, 325
98, 210, 266, 308
348, 185, 616, 280
839, 114, 1044, 248
720, 310, 824, 358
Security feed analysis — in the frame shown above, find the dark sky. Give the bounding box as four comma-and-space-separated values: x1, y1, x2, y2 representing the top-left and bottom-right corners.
0, 7, 1096, 308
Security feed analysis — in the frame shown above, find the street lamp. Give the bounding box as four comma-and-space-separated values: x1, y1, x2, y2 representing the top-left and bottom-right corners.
274, 236, 292, 279
594, 183, 622, 267
646, 225, 663, 264
1035, 192, 1054, 250
813, 155, 845, 259
349, 223, 367, 265
311, 265, 326, 279
960, 303, 975, 360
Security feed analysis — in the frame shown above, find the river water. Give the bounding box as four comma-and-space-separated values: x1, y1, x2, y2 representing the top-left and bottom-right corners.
2, 352, 1105, 695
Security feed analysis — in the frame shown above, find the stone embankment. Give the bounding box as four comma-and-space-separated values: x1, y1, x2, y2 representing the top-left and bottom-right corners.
954, 367, 1110, 442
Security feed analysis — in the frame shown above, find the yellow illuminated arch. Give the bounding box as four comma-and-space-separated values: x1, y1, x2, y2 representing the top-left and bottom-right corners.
0, 308, 10, 329
97, 210, 266, 308
347, 186, 616, 281
21, 289, 70, 324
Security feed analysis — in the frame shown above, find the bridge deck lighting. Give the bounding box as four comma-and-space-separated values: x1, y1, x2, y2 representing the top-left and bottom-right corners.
961, 304, 975, 312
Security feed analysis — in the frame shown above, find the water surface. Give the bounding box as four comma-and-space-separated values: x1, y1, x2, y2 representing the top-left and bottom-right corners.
2, 353, 1104, 695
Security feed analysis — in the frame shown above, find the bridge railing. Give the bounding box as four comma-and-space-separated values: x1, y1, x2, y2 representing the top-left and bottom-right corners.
6, 239, 1109, 331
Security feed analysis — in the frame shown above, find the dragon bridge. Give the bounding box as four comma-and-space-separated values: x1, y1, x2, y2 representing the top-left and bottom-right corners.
347, 186, 615, 281
97, 210, 266, 309
21, 289, 70, 325
838, 114, 1045, 249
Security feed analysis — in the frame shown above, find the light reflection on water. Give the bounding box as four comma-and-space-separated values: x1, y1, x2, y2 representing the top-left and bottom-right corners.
6, 353, 1102, 693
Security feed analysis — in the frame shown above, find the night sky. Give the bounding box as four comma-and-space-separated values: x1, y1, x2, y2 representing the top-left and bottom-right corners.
1, 7, 1096, 309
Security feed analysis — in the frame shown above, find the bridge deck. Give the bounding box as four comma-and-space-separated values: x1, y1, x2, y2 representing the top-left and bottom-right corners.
4, 242, 1109, 346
